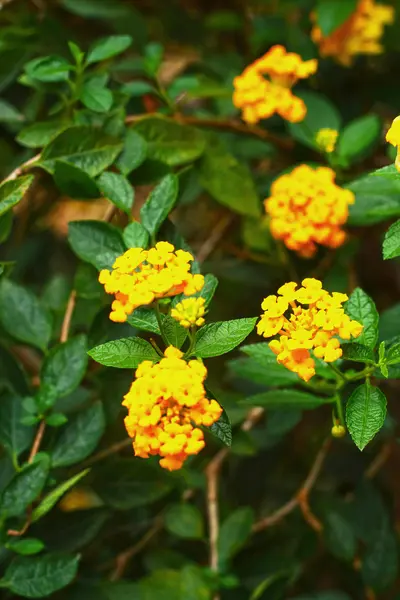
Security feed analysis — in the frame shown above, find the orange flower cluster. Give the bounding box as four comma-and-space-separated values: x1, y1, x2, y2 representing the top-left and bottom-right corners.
311, 0, 394, 66
99, 242, 204, 322
386, 116, 400, 172
123, 347, 222, 471
257, 279, 363, 382
233, 45, 317, 124
264, 165, 355, 258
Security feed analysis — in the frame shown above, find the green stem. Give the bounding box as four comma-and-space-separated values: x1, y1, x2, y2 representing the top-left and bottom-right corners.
154, 302, 169, 347
184, 327, 197, 358
335, 394, 345, 426
328, 362, 348, 383
345, 365, 376, 383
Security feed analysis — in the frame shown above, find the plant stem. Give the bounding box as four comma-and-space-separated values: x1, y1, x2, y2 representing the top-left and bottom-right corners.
335, 394, 345, 426
184, 327, 197, 358
154, 301, 169, 347
328, 362, 348, 383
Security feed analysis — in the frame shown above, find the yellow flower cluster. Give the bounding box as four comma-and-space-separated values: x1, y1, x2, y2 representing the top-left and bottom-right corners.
233, 45, 318, 125
171, 297, 206, 328
311, 0, 394, 66
257, 279, 363, 382
386, 116, 400, 172
123, 347, 222, 471
99, 242, 204, 322
315, 128, 339, 153
264, 165, 355, 258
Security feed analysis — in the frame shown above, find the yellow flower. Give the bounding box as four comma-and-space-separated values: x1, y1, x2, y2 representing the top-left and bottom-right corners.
257, 279, 363, 382
331, 424, 346, 438
264, 165, 355, 258
386, 116, 400, 172
123, 346, 222, 471
233, 45, 317, 125
311, 0, 394, 66
170, 297, 206, 328
99, 242, 204, 322
315, 128, 339, 153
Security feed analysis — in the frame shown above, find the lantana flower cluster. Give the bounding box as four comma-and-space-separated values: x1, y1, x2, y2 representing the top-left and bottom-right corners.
233, 45, 317, 125
257, 279, 363, 382
311, 0, 394, 66
123, 347, 222, 471
315, 128, 339, 153
264, 165, 355, 258
99, 242, 204, 322
171, 297, 206, 328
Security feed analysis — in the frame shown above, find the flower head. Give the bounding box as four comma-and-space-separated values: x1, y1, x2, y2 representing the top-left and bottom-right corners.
233, 45, 317, 125
315, 128, 339, 153
311, 0, 394, 66
386, 116, 400, 172
123, 346, 222, 471
99, 242, 204, 322
264, 165, 355, 258
257, 279, 363, 381
170, 297, 206, 328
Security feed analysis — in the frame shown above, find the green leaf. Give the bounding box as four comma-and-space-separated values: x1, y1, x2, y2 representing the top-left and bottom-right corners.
337, 114, 381, 166
341, 343, 376, 364
347, 174, 400, 226
140, 174, 179, 237
3, 553, 80, 597
316, 0, 358, 36
79, 79, 113, 113
0, 456, 50, 517
116, 130, 147, 175
0, 175, 34, 217
371, 164, 400, 180
7, 539, 45, 556
39, 126, 123, 176
380, 303, 400, 342
243, 389, 331, 409
121, 80, 156, 97
17, 121, 69, 149
383, 219, 400, 260
127, 307, 160, 333
32, 468, 90, 522
288, 91, 341, 150
51, 401, 105, 467
292, 593, 350, 600
197, 138, 260, 217
0, 279, 52, 351
53, 160, 99, 199
68, 221, 125, 270
0, 99, 23, 123
123, 221, 149, 249
0, 212, 13, 244
25, 56, 71, 82
41, 335, 88, 398
192, 273, 218, 308
361, 518, 398, 591
345, 288, 379, 349
386, 341, 400, 365
162, 315, 187, 348
0, 394, 34, 457
346, 383, 387, 450
323, 508, 356, 561
98, 172, 134, 215
132, 116, 206, 166
209, 407, 232, 446
45, 413, 68, 427
218, 507, 254, 567
192, 318, 257, 358
88, 337, 160, 368
165, 504, 204, 539
86, 35, 133, 65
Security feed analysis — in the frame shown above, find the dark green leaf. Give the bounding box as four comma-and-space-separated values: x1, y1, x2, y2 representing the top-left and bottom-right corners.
193, 318, 257, 358
68, 221, 125, 270
323, 509, 356, 561
162, 315, 187, 348
88, 337, 160, 368
51, 402, 105, 467
0, 279, 52, 351
79, 80, 113, 113
346, 383, 387, 450
53, 161, 99, 199
383, 219, 400, 260
3, 553, 80, 597
165, 504, 204, 539
243, 389, 331, 409
361, 519, 398, 591
41, 335, 88, 398
341, 343, 375, 364
292, 593, 351, 600
116, 130, 147, 175
316, 0, 359, 36
379, 303, 400, 341
0, 212, 13, 244
25, 56, 71, 82
32, 469, 90, 522
127, 308, 160, 333
347, 175, 400, 226
209, 407, 232, 446
98, 172, 134, 215
39, 126, 123, 176
0, 456, 50, 517
0, 175, 34, 217
288, 91, 341, 150
17, 121, 69, 149
345, 288, 379, 348
7, 539, 45, 556
123, 221, 149, 249
337, 114, 381, 166
386, 341, 400, 365
0, 394, 34, 458
86, 35, 133, 65
192, 274, 218, 308
140, 174, 179, 237
218, 507, 254, 567
0, 99, 23, 123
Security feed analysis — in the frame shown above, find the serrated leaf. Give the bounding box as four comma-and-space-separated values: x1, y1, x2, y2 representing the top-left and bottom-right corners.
341, 343, 375, 364
0, 175, 34, 217
0, 394, 34, 458
68, 221, 125, 270
32, 468, 90, 522
192, 318, 257, 358
337, 114, 381, 166
192, 273, 218, 307
0, 279, 52, 351
345, 288, 378, 349
218, 507, 254, 567
132, 116, 206, 166
41, 335, 88, 398
98, 172, 134, 215
3, 553, 80, 598
51, 402, 105, 467
346, 383, 387, 450
243, 389, 330, 409
127, 307, 160, 333
88, 337, 160, 368
386, 341, 400, 365
209, 407, 232, 446
53, 160, 99, 199
140, 174, 179, 237
39, 126, 123, 176
383, 219, 400, 260
123, 221, 149, 249
116, 129, 147, 175
162, 315, 187, 348
316, 0, 359, 36
0, 456, 50, 517
165, 503, 204, 539
86, 35, 132, 65
17, 120, 69, 149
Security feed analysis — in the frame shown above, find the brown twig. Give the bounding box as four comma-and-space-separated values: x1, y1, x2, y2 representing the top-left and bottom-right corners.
28, 421, 46, 464
196, 214, 234, 264
81, 438, 132, 468
365, 442, 391, 479
4, 154, 41, 183
60, 290, 77, 344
